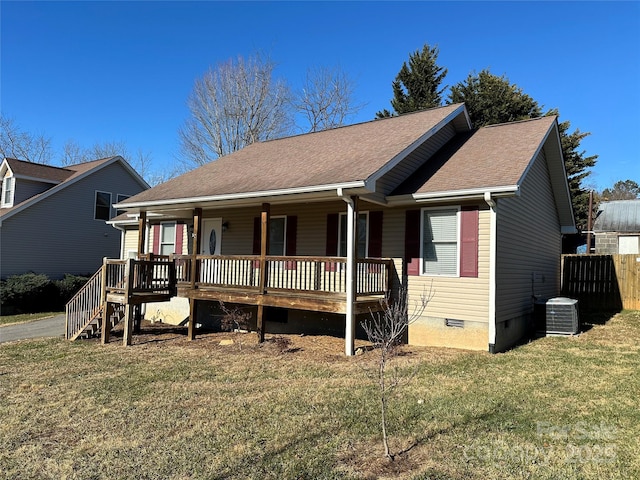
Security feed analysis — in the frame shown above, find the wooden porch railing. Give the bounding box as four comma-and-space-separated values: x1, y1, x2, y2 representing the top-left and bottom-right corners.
104, 258, 177, 298
174, 255, 393, 297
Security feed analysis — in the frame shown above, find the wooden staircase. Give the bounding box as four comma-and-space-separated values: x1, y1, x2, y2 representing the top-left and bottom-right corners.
66, 257, 176, 343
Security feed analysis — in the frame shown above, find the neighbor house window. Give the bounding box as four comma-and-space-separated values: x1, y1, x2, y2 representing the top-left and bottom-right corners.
269, 216, 286, 255
421, 208, 459, 276
1, 176, 15, 207
115, 194, 130, 217
94, 191, 111, 220
339, 212, 368, 257
160, 222, 176, 255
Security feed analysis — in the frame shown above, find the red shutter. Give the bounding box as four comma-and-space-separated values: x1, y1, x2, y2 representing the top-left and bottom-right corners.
325, 213, 339, 272
152, 225, 160, 255
460, 207, 479, 278
285, 216, 297, 270
175, 223, 184, 255
368, 211, 383, 258
252, 217, 261, 268
252, 217, 261, 255
405, 210, 421, 276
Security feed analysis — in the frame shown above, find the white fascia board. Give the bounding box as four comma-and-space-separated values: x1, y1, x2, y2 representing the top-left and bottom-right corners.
387, 185, 519, 206
114, 181, 368, 210
365, 104, 469, 188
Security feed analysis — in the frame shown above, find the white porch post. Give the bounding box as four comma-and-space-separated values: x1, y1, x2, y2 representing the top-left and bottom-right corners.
485, 192, 497, 352
344, 195, 358, 356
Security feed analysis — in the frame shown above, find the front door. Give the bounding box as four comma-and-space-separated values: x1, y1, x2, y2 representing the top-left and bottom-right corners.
201, 218, 222, 255
200, 218, 222, 284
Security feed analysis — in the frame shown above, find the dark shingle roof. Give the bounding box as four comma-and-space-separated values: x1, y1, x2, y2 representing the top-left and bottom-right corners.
393, 116, 556, 195
121, 104, 465, 205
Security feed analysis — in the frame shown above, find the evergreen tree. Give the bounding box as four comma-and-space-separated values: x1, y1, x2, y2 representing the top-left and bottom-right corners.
376, 44, 447, 118
448, 69, 541, 127
448, 71, 597, 230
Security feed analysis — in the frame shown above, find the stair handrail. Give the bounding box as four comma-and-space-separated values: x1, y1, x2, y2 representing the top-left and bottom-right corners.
65, 265, 105, 340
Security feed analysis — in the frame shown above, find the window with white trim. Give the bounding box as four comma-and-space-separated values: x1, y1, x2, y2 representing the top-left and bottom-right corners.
115, 194, 130, 217
160, 222, 176, 255
94, 191, 111, 220
421, 208, 459, 276
1, 176, 15, 207
339, 212, 368, 257
268, 216, 286, 255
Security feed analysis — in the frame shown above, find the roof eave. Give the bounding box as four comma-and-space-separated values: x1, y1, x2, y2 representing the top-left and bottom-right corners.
115, 181, 369, 212
387, 185, 519, 206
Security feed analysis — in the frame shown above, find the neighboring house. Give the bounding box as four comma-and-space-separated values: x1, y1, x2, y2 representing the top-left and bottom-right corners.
593, 199, 640, 254
112, 104, 575, 354
0, 156, 149, 279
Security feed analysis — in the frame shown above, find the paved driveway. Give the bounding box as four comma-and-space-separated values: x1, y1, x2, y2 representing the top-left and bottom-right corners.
0, 314, 65, 343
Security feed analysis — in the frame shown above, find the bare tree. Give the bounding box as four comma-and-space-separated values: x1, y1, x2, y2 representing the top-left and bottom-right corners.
294, 66, 365, 132
361, 283, 433, 461
178, 53, 293, 169
0, 116, 53, 164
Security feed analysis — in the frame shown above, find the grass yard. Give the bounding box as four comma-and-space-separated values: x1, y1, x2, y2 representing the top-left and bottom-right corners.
0, 311, 638, 479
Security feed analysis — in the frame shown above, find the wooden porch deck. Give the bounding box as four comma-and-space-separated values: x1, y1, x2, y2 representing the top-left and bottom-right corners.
173, 254, 393, 314
66, 255, 394, 347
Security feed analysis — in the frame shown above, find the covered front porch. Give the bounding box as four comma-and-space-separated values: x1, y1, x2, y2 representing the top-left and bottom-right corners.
126, 198, 393, 355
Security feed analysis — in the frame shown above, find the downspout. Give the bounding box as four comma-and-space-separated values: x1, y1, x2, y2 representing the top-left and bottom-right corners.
112, 224, 126, 259
485, 192, 497, 353
338, 188, 356, 356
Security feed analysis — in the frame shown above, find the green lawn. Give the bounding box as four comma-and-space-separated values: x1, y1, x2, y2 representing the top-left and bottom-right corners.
0, 311, 63, 326
0, 311, 638, 479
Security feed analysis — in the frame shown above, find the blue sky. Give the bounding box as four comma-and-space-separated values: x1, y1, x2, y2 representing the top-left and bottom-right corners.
2, 1, 639, 190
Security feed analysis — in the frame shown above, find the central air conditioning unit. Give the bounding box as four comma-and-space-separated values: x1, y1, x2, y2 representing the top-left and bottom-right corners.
534, 297, 580, 335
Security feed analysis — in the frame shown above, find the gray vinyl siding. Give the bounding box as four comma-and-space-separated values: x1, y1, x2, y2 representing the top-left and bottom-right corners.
495, 150, 561, 348
376, 124, 456, 195
13, 179, 54, 205
0, 161, 146, 279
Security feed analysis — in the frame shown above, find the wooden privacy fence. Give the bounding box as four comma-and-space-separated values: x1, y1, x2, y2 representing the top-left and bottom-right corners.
562, 254, 640, 311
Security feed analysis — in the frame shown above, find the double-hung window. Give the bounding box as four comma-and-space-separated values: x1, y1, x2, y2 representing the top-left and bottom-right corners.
339, 212, 368, 257
94, 191, 111, 220
421, 208, 459, 276
1, 176, 15, 207
160, 222, 176, 255
268, 216, 286, 255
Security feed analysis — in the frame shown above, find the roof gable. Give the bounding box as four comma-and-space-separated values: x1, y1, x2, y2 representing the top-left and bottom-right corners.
0, 156, 149, 221
393, 116, 557, 196
4, 158, 74, 183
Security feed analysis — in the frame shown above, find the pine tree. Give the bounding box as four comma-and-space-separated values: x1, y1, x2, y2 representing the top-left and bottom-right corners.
448, 69, 541, 126
448, 71, 597, 230
376, 44, 447, 118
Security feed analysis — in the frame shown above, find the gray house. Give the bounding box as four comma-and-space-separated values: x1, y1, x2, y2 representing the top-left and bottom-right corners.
593, 199, 640, 254
0, 156, 148, 279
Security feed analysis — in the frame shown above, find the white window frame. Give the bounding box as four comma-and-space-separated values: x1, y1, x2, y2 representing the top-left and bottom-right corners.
115, 194, 130, 217
268, 216, 287, 256
159, 222, 177, 256
338, 211, 369, 258
94, 191, 112, 221
1, 176, 15, 208
420, 206, 461, 277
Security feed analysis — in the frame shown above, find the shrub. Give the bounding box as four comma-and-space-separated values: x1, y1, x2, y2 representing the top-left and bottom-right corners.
0, 273, 58, 314
0, 272, 90, 314
55, 274, 90, 305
